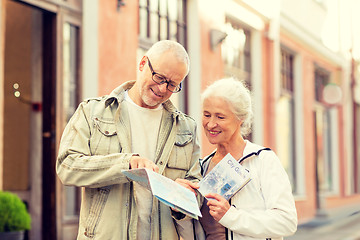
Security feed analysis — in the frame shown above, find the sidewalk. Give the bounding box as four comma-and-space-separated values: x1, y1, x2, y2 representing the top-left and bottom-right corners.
285, 207, 360, 240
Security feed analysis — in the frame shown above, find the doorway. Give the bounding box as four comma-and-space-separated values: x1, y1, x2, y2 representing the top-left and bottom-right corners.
4, 1, 56, 239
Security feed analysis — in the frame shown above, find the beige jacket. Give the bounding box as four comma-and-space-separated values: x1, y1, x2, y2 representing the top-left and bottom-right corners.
56, 81, 202, 240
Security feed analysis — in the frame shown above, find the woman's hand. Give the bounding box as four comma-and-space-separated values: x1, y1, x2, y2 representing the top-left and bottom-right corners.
205, 193, 230, 221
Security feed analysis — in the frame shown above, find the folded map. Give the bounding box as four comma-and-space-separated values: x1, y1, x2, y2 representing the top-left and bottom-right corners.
122, 168, 202, 219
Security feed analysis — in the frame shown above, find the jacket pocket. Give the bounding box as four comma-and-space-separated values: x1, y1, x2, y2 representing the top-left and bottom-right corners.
84, 187, 110, 238
174, 132, 193, 146
167, 132, 193, 176
90, 117, 121, 155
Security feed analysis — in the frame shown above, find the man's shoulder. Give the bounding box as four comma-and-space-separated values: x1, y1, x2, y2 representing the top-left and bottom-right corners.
78, 96, 110, 112
81, 96, 111, 106
83, 96, 104, 103
176, 111, 196, 123
162, 100, 196, 123
172, 111, 198, 133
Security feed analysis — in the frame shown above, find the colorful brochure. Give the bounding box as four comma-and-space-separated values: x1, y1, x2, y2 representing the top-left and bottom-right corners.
198, 153, 251, 200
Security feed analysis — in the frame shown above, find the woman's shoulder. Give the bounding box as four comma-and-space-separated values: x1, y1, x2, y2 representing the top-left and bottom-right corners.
243, 140, 272, 156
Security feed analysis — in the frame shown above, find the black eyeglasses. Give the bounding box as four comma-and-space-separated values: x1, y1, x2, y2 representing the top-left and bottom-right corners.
146, 57, 182, 93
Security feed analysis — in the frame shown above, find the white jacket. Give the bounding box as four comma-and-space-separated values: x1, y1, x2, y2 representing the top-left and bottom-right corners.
198, 140, 298, 240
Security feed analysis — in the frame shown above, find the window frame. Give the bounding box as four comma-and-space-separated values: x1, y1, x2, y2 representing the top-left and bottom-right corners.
222, 17, 252, 87
138, 0, 188, 112
62, 21, 82, 221
313, 65, 338, 195
277, 47, 297, 193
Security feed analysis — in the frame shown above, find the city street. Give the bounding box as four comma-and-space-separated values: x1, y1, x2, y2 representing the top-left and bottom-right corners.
1, 0, 360, 239
285, 210, 360, 240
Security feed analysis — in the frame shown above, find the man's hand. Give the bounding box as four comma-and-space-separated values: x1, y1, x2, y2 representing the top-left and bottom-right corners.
129, 155, 159, 172
175, 178, 199, 195
205, 193, 230, 221
172, 179, 199, 212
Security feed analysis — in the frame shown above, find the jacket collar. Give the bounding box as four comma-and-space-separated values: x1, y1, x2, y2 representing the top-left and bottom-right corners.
242, 140, 267, 156
104, 80, 135, 107
200, 140, 269, 169
104, 80, 181, 118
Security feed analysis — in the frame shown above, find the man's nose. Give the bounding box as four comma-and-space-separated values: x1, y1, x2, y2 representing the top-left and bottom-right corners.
158, 82, 168, 93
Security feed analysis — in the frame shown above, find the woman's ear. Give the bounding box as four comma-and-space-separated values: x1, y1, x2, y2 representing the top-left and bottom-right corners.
139, 56, 147, 71
238, 119, 244, 128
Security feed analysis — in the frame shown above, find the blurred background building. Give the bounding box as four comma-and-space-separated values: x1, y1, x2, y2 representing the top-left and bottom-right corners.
0, 0, 359, 239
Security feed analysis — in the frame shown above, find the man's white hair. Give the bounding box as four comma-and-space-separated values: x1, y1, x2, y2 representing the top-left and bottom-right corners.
146, 40, 190, 75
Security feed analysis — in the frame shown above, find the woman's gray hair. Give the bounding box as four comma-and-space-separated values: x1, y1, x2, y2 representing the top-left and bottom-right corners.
146, 40, 190, 75
201, 77, 253, 137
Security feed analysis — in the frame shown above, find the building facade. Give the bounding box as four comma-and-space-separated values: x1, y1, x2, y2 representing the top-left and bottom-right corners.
0, 0, 359, 239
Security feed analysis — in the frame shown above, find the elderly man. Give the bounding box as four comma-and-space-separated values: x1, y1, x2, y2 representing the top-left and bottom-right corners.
56, 40, 202, 240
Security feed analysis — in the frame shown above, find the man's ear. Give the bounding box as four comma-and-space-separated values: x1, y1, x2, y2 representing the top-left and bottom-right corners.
139, 56, 147, 71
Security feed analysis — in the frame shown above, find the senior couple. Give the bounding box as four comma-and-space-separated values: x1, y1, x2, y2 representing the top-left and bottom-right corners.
56, 40, 298, 240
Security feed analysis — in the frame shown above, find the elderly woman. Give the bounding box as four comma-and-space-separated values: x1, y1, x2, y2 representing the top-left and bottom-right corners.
198, 77, 297, 240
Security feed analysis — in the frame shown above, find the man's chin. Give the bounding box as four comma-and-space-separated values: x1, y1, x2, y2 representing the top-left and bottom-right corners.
142, 97, 162, 108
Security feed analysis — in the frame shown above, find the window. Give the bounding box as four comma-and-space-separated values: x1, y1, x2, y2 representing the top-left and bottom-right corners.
138, 0, 188, 111
315, 68, 330, 102
277, 48, 297, 192
314, 67, 334, 195
63, 22, 81, 218
221, 19, 251, 86
281, 49, 294, 92
221, 19, 252, 140
354, 102, 360, 193
139, 0, 186, 43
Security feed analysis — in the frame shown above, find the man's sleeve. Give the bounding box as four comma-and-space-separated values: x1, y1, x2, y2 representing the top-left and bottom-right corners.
56, 101, 132, 188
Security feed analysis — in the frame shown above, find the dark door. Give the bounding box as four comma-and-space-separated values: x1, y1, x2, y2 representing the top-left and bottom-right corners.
42, 11, 57, 240
4, 1, 57, 239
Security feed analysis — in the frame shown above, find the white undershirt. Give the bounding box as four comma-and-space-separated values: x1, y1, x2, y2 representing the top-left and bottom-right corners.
124, 91, 163, 240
